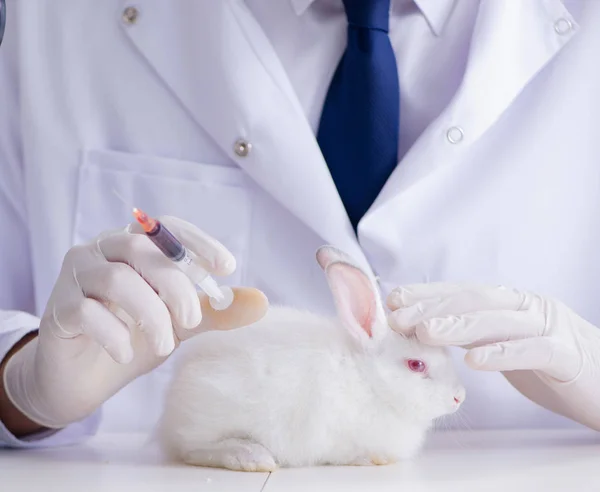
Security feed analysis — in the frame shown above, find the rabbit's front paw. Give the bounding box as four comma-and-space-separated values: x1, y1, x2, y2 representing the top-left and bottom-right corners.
183, 438, 277, 472
370, 454, 396, 466
348, 455, 396, 466
223, 443, 278, 472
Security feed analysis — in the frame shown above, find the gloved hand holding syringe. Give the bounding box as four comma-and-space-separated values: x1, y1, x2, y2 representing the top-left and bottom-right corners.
132, 207, 234, 311
3, 200, 268, 430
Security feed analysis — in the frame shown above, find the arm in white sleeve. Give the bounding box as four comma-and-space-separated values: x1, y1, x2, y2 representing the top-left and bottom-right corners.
0, 0, 100, 448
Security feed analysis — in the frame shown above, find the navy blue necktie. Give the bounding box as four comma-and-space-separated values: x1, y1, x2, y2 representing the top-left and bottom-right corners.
317, 0, 399, 230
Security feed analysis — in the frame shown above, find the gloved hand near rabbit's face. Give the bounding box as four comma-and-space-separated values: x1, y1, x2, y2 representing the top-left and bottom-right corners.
387, 283, 600, 431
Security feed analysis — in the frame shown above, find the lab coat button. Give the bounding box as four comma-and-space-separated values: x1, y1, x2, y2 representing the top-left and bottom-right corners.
122, 7, 139, 25
234, 139, 252, 157
446, 126, 464, 144
554, 18, 572, 35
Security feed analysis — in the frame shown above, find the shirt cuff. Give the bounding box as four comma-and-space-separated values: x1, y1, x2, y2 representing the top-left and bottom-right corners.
0, 410, 101, 449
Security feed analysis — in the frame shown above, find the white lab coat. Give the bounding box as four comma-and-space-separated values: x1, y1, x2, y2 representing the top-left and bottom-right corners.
0, 0, 598, 447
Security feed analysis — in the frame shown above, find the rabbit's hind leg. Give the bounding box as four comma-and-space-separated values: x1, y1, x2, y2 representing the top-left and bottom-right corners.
183, 438, 278, 472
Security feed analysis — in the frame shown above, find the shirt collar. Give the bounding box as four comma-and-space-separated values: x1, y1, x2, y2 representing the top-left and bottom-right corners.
413, 0, 457, 36
289, 0, 457, 36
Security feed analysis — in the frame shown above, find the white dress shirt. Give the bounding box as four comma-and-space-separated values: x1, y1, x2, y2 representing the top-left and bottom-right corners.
245, 0, 481, 162
3, 0, 594, 448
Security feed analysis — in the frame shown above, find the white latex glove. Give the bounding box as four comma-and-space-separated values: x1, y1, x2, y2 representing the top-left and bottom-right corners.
3, 216, 268, 429
387, 283, 600, 431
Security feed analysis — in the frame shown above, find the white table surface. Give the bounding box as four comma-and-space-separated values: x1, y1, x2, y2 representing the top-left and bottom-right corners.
2, 429, 600, 491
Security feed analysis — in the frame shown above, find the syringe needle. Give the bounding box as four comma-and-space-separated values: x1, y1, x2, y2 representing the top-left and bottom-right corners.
111, 188, 135, 209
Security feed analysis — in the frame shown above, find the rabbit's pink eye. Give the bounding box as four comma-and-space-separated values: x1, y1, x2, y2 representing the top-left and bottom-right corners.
406, 359, 426, 373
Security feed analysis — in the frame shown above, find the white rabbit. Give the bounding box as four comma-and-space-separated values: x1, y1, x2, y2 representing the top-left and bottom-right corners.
157, 245, 465, 472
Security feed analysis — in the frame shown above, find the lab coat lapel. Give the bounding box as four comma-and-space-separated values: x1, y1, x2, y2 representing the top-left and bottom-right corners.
371, 0, 580, 209
120, 0, 365, 263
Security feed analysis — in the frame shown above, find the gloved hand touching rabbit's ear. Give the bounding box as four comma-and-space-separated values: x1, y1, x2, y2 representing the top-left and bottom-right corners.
2, 216, 269, 431
387, 283, 600, 431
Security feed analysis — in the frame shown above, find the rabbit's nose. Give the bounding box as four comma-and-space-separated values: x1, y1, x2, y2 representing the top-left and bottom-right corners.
453, 387, 466, 405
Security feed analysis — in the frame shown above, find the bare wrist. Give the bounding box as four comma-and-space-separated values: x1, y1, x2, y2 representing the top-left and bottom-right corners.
0, 332, 46, 437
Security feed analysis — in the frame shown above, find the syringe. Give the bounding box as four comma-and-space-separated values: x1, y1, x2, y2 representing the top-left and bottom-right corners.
132, 207, 234, 311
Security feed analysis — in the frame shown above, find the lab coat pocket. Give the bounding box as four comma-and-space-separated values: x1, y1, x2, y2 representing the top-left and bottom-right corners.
74, 148, 252, 286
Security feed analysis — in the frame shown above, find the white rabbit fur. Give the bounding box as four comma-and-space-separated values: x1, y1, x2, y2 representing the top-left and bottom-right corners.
157, 246, 465, 471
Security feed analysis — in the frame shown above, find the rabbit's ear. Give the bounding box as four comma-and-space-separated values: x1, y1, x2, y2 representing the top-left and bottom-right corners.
324, 261, 388, 346
316, 245, 356, 271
